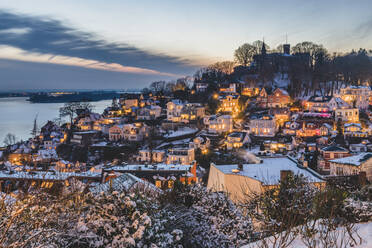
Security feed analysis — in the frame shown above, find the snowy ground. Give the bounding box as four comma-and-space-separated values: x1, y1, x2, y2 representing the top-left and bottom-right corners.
242, 222, 372, 248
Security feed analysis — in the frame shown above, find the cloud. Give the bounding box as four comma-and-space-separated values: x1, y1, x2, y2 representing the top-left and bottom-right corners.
0, 58, 174, 91
353, 18, 372, 40
0, 10, 197, 76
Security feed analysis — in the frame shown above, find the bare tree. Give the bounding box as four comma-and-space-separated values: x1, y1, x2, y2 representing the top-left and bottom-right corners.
252, 40, 270, 54
3, 133, 17, 146
59, 102, 93, 129
209, 61, 236, 75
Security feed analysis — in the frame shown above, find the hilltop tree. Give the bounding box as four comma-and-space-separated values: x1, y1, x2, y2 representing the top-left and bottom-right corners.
59, 102, 93, 129
234, 43, 256, 66
208, 61, 236, 75
252, 40, 270, 54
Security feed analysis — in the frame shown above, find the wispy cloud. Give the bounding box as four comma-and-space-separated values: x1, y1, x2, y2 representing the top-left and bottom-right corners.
0, 10, 197, 76
353, 18, 372, 40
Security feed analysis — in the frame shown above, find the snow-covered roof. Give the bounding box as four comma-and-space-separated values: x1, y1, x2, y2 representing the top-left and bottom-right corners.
344, 123, 361, 128
321, 146, 348, 152
0, 171, 100, 180
213, 157, 324, 185
165, 127, 198, 138
329, 153, 372, 166
90, 173, 159, 194
107, 163, 192, 172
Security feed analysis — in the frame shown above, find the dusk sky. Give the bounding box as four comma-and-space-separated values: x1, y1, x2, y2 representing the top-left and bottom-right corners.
0, 0, 372, 90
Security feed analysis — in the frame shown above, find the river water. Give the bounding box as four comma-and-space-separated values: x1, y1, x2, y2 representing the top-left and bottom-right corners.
0, 97, 112, 145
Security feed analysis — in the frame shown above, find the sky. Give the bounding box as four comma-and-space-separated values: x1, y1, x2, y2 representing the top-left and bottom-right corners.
0, 0, 372, 91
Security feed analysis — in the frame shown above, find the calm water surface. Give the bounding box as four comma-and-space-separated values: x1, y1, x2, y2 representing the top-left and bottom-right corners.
0, 97, 111, 145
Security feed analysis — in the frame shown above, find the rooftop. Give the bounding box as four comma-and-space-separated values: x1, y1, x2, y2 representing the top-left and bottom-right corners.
213, 157, 324, 185
329, 152, 372, 166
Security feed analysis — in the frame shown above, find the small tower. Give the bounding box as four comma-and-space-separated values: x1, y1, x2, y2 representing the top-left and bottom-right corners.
261, 38, 267, 55
283, 34, 290, 55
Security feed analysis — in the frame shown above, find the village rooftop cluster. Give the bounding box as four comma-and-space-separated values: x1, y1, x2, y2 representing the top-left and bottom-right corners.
1, 42, 372, 202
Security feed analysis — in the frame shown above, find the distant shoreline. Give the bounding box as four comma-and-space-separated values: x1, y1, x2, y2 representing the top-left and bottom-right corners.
27, 91, 122, 103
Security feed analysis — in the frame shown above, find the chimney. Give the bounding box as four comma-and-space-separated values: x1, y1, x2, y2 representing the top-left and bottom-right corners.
358, 171, 367, 187
280, 170, 293, 182
303, 160, 308, 168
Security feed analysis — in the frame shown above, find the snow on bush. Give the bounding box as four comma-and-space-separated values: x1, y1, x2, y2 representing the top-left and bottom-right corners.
0, 183, 252, 247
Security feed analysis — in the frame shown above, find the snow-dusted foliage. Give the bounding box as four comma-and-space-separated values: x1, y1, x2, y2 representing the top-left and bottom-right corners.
156, 184, 253, 247
0, 189, 182, 247
0, 183, 252, 247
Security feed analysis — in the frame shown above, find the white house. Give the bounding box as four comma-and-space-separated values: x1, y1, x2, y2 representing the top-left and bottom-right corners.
166, 100, 184, 122
335, 108, 359, 122
204, 115, 233, 134
225, 132, 251, 150
248, 116, 276, 137
137, 149, 166, 163
329, 153, 372, 181
167, 146, 195, 165
109, 123, 149, 141
340, 86, 370, 110
207, 157, 325, 202
137, 105, 162, 120
167, 100, 205, 123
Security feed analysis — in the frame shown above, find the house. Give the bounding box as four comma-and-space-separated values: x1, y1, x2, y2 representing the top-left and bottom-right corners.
318, 146, 350, 174
167, 146, 195, 165
42, 136, 57, 150
263, 141, 293, 153
137, 150, 166, 163
225, 132, 250, 150
195, 82, 209, 92
320, 123, 333, 136
248, 115, 276, 137
335, 108, 359, 123
218, 94, 240, 113
103, 162, 197, 189
179, 103, 205, 123
136, 105, 161, 120
70, 131, 99, 145
269, 108, 291, 128
296, 122, 320, 137
241, 86, 259, 97
219, 83, 237, 93
303, 96, 349, 113
109, 124, 124, 141
339, 86, 370, 110
109, 123, 149, 142
303, 95, 332, 112
204, 115, 233, 134
256, 88, 268, 108
189, 136, 210, 153
0, 171, 101, 190
329, 153, 372, 181
8, 149, 32, 165
123, 123, 149, 142
349, 143, 367, 153
207, 157, 325, 202
283, 121, 300, 136
328, 97, 350, 111
166, 100, 184, 122
34, 149, 58, 163
344, 123, 368, 138
76, 113, 101, 130
267, 88, 291, 108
